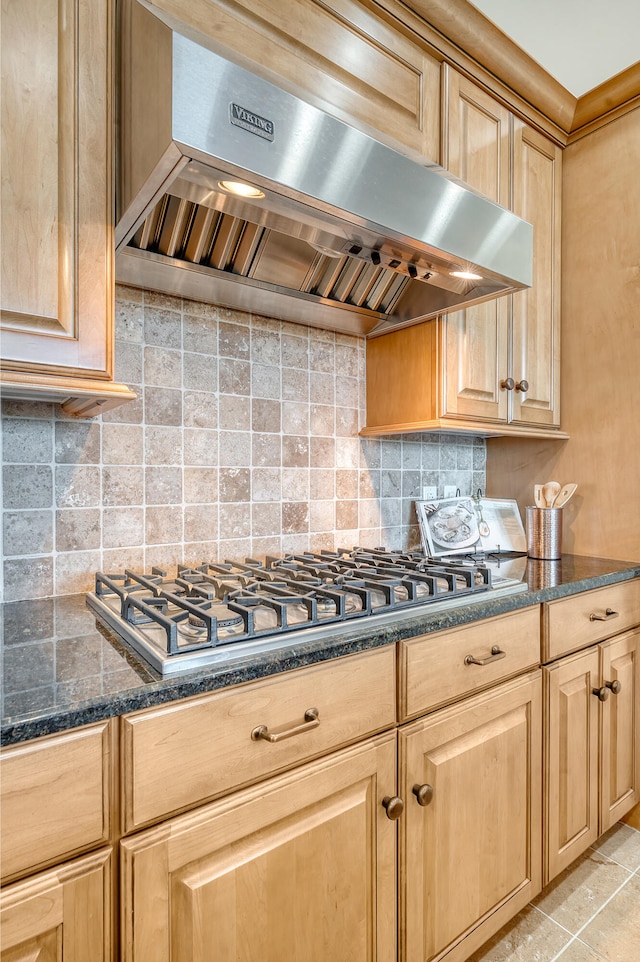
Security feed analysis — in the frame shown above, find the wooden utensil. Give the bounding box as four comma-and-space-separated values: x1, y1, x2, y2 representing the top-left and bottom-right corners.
533, 484, 546, 508
552, 482, 578, 508
541, 481, 561, 507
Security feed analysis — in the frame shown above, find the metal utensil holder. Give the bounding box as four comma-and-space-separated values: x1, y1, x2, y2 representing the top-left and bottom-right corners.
526, 506, 562, 560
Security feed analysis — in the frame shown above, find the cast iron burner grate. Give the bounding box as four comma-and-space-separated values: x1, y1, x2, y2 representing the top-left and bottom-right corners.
86, 547, 523, 676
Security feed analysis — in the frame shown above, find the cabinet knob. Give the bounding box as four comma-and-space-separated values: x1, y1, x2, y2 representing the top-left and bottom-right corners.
606, 680, 622, 695
515, 379, 529, 392
382, 795, 405, 820
412, 784, 434, 807
500, 377, 515, 391
592, 686, 610, 702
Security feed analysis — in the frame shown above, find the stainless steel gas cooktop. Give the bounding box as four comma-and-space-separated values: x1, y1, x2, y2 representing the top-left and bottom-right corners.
86, 547, 528, 676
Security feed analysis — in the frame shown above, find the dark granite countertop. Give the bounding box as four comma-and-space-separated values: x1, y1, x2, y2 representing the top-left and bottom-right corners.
2, 554, 639, 746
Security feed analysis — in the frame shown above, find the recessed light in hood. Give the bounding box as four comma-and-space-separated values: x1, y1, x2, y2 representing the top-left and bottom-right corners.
218, 180, 266, 200
116, 0, 533, 338
450, 270, 484, 280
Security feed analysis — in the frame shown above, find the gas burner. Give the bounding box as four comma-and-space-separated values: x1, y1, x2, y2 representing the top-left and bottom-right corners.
87, 547, 527, 676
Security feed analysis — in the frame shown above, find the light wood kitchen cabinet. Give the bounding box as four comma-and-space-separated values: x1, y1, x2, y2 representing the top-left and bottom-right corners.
0, 721, 114, 884
117, 607, 544, 962
510, 122, 562, 429
0, 849, 112, 962
543, 585, 640, 884
120, 732, 397, 962
120, 646, 396, 832
363, 69, 564, 438
0, 721, 114, 962
0, 0, 135, 416
148, 0, 442, 164
399, 670, 542, 962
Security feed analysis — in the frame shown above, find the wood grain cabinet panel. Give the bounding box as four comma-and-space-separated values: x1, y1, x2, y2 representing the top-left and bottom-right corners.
543, 647, 600, 882
440, 68, 512, 424
0, 722, 113, 884
599, 630, 639, 832
120, 733, 397, 962
0, 0, 135, 415
511, 123, 562, 428
149, 0, 441, 163
399, 605, 540, 720
543, 627, 639, 883
121, 647, 396, 832
543, 579, 640, 661
0, 849, 112, 962
441, 70, 562, 432
399, 670, 542, 962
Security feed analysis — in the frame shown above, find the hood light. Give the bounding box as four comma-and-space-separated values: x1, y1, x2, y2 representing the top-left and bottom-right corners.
218, 179, 265, 199
450, 269, 483, 280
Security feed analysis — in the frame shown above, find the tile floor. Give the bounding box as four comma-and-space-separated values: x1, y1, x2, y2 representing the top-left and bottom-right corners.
468, 821, 640, 962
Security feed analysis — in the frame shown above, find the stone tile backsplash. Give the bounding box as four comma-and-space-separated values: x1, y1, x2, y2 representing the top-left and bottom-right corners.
1, 288, 487, 602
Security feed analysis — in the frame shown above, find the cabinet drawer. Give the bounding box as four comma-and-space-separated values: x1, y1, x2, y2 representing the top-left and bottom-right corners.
0, 722, 113, 882
399, 606, 540, 720
543, 580, 640, 662
121, 646, 396, 832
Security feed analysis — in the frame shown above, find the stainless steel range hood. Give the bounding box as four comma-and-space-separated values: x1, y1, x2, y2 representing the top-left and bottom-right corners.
116, 0, 533, 338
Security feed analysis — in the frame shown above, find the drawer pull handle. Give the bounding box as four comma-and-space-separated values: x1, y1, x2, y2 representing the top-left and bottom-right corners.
592, 686, 609, 702
606, 680, 622, 695
382, 795, 405, 820
412, 783, 434, 807
464, 646, 506, 666
251, 707, 319, 743
589, 608, 619, 622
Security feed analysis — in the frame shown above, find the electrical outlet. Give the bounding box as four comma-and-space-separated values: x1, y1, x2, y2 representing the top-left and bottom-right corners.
422, 485, 438, 500
443, 485, 458, 498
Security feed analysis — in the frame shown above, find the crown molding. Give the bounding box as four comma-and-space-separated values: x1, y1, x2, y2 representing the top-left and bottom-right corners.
399, 0, 640, 137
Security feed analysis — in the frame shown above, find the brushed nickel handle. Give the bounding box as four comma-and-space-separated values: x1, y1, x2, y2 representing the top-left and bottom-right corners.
515, 379, 529, 392
589, 608, 619, 622
592, 686, 609, 702
465, 646, 506, 666
412, 784, 434, 807
251, 707, 319, 743
382, 795, 405, 820
500, 377, 515, 391
606, 680, 622, 695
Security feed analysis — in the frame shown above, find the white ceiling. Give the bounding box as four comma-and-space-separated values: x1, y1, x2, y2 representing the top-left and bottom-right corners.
469, 0, 640, 97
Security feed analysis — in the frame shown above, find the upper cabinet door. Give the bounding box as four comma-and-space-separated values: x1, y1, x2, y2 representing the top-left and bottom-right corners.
511, 122, 562, 427
440, 67, 510, 423
149, 0, 442, 163
1, 0, 112, 375
444, 67, 511, 205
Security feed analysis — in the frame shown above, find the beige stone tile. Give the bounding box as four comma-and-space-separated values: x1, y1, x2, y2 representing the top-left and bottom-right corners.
554, 938, 609, 961
591, 822, 640, 872
533, 848, 632, 934
465, 905, 571, 962
251, 502, 281, 538
579, 874, 640, 962
310, 467, 335, 500
309, 499, 335, 533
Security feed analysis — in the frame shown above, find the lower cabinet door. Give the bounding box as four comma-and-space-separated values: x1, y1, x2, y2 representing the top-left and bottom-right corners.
543, 646, 600, 883
600, 629, 640, 833
0, 848, 112, 962
120, 732, 397, 962
399, 671, 542, 962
